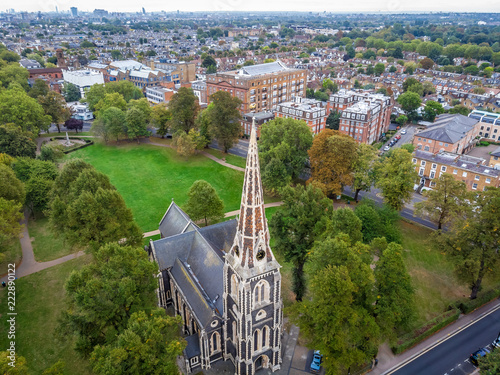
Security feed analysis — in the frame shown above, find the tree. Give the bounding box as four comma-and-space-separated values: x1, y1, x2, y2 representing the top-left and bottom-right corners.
92, 107, 126, 142
414, 174, 468, 230
374, 242, 415, 339
84, 84, 107, 111
105, 81, 143, 102
326, 208, 363, 245
125, 107, 149, 142
201, 55, 217, 71
29, 78, 49, 99
150, 103, 171, 137
478, 348, 500, 374
0, 198, 23, 251
376, 148, 418, 211
326, 110, 341, 130
60, 243, 158, 356
0, 124, 36, 158
259, 118, 313, 193
208, 91, 242, 153
38, 91, 72, 133
94, 92, 127, 117
172, 130, 196, 158
397, 92, 422, 121
0, 63, 29, 90
42, 360, 65, 375
423, 100, 444, 122
25, 176, 54, 217
396, 115, 408, 126
183, 180, 224, 226
12, 157, 58, 182
0, 87, 51, 134
354, 200, 402, 244
419, 57, 434, 70
308, 129, 358, 197
435, 188, 500, 299
422, 81, 436, 96
374, 62, 385, 76
0, 164, 25, 205
402, 77, 421, 93
269, 184, 331, 301
448, 105, 469, 116
62, 82, 81, 102
0, 351, 29, 375
352, 143, 378, 201
64, 118, 83, 133
168, 87, 199, 134
91, 309, 185, 375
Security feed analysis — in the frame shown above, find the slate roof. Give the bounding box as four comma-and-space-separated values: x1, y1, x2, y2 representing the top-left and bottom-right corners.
416, 114, 478, 144
239, 61, 288, 76
159, 202, 192, 238
415, 150, 500, 177
184, 333, 201, 358
491, 146, 500, 157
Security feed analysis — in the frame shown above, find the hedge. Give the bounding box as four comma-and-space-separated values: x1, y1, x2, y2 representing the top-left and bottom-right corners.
456, 288, 500, 315
391, 308, 461, 354
49, 137, 94, 154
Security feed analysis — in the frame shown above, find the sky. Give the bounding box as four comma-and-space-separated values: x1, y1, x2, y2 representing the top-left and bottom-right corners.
6, 0, 500, 14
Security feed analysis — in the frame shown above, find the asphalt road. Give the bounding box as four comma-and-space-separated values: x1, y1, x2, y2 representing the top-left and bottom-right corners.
210, 138, 249, 158
389, 305, 500, 375
47, 120, 93, 133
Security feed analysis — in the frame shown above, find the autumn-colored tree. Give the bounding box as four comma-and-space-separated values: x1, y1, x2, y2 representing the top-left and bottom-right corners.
151, 103, 171, 138
308, 129, 358, 197
38, 91, 72, 133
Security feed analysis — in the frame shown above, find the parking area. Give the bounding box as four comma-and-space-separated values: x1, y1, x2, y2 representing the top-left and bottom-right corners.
380, 124, 418, 153
466, 144, 499, 160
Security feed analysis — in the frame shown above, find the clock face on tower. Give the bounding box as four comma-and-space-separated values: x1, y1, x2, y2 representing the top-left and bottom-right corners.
256, 249, 265, 261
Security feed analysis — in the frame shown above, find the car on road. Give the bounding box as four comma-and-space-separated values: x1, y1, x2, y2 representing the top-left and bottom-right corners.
310, 350, 322, 373
395, 135, 402, 140
401, 129, 407, 135
383, 145, 391, 151
493, 334, 500, 349
470, 347, 490, 366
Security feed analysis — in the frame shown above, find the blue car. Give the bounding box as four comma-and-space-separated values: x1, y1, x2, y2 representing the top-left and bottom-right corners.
470, 347, 490, 366
310, 350, 322, 373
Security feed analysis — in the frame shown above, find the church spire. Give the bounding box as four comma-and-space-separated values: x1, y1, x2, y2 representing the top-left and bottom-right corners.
231, 118, 274, 270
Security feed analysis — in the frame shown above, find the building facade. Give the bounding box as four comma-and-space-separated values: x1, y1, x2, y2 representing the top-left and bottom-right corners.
469, 110, 500, 142
148, 123, 283, 375
206, 61, 307, 114
275, 97, 327, 135
62, 70, 104, 97
241, 112, 275, 138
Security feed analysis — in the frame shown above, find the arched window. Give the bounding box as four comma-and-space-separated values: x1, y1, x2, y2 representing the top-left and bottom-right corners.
232, 321, 237, 343
262, 326, 269, 349
254, 280, 270, 305
211, 332, 221, 353
254, 329, 260, 351
231, 274, 239, 301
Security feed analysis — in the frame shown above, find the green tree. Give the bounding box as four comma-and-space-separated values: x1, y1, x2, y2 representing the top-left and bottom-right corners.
92, 107, 126, 143
60, 243, 158, 356
422, 81, 436, 96
150, 103, 171, 138
326, 110, 341, 130
105, 80, 143, 102
0, 164, 25, 205
42, 360, 65, 375
414, 174, 468, 230
168, 87, 199, 134
396, 115, 408, 126
269, 184, 331, 301
183, 180, 224, 226
397, 92, 422, 121
435, 188, 500, 299
95, 92, 127, 117
374, 62, 385, 76
355, 200, 401, 244
448, 105, 469, 116
0, 63, 29, 90
376, 148, 418, 211
38, 91, 71, 133
326, 208, 363, 245
0, 124, 36, 158
259, 117, 313, 193
0, 351, 29, 375
125, 107, 149, 142
0, 198, 23, 251
172, 130, 196, 158
478, 347, 500, 374
91, 309, 185, 375
62, 82, 81, 102
352, 143, 378, 201
375, 243, 415, 340
84, 84, 107, 111
208, 91, 241, 153
29, 78, 50, 99
0, 87, 51, 134
25, 176, 54, 217
423, 100, 444, 122
308, 129, 358, 197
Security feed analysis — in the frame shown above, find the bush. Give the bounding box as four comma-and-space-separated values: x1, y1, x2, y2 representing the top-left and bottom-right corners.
478, 140, 490, 147
49, 137, 93, 154
391, 308, 461, 354
456, 288, 500, 315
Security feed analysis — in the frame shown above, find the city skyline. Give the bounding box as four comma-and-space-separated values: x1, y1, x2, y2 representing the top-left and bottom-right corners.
5, 0, 500, 14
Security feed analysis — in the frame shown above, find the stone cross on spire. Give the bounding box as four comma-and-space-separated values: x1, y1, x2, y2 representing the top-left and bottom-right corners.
230, 117, 275, 272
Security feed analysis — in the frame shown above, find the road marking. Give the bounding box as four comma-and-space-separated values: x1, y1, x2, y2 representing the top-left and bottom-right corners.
383, 301, 500, 374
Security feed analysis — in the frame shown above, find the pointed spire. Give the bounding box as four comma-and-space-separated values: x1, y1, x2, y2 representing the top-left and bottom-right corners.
231, 117, 273, 269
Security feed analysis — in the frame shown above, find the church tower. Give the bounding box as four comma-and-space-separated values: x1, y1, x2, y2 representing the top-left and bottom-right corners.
223, 120, 283, 375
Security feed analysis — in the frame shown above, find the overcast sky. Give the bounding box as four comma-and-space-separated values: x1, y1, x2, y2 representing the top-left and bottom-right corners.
6, 0, 500, 14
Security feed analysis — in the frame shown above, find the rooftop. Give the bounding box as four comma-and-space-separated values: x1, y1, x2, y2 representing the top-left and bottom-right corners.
416, 114, 478, 144
415, 150, 500, 177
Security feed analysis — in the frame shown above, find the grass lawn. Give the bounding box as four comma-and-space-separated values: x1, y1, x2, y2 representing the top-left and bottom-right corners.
68, 143, 245, 232
0, 240, 22, 276
399, 220, 469, 325
0, 255, 93, 375
205, 147, 247, 169
29, 216, 81, 262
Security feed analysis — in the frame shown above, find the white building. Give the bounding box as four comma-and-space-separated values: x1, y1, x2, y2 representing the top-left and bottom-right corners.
62, 70, 104, 97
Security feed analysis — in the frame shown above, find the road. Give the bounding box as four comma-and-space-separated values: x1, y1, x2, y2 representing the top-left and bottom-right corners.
46, 120, 93, 133
210, 138, 249, 158
380, 124, 418, 153
388, 304, 500, 375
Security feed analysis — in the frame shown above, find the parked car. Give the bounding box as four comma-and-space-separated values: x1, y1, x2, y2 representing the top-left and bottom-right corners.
383, 145, 391, 151
493, 334, 500, 349
310, 350, 322, 373
395, 135, 401, 140
470, 347, 490, 366
401, 129, 407, 135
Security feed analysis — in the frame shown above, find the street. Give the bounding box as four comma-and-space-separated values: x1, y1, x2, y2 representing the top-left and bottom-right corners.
388, 304, 500, 375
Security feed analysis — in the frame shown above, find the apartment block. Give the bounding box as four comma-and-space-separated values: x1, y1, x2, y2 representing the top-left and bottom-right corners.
275, 97, 327, 135
469, 110, 500, 142
413, 150, 500, 191
328, 90, 393, 144
413, 114, 480, 155
152, 60, 196, 84
241, 111, 275, 137
206, 61, 307, 114
145, 86, 176, 104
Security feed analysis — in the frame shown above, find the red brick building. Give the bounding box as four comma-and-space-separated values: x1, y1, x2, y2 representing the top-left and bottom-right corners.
275, 97, 327, 135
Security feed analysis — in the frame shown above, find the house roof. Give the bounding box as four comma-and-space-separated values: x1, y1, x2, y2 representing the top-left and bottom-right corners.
416, 114, 478, 144
184, 333, 201, 358
237, 60, 289, 76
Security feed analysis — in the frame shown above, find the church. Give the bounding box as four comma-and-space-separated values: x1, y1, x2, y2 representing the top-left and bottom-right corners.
147, 123, 283, 375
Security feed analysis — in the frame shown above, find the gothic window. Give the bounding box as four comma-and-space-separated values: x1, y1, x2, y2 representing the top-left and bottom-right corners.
231, 274, 239, 302
256, 309, 267, 321
254, 280, 270, 306
232, 321, 237, 343
254, 329, 260, 351
210, 331, 221, 353
262, 325, 269, 348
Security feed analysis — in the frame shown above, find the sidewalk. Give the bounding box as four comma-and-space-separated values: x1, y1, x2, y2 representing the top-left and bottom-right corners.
370, 298, 500, 374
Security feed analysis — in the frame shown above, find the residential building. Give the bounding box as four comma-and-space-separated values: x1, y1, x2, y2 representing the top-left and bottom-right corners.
469, 110, 500, 141
128, 69, 168, 90
413, 114, 480, 155
328, 90, 393, 144
275, 97, 327, 135
19, 58, 41, 69
241, 111, 275, 137
413, 150, 500, 191
191, 80, 207, 105
145, 86, 176, 104
62, 70, 104, 97
147, 124, 283, 374
69, 102, 93, 121
206, 61, 307, 114
488, 146, 500, 169
153, 60, 196, 83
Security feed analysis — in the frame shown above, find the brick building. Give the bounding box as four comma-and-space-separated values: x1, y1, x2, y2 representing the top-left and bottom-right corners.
468, 110, 500, 142
328, 90, 393, 144
275, 97, 327, 135
241, 111, 275, 137
206, 61, 307, 114
145, 86, 176, 104
152, 60, 196, 84
413, 150, 500, 191
413, 114, 480, 155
